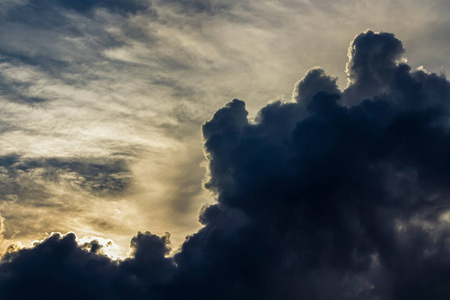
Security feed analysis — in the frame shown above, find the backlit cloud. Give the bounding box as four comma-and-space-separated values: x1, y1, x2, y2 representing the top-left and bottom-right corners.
2, 30, 450, 300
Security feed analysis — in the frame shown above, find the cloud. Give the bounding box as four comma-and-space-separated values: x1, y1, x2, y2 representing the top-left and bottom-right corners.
0, 30, 450, 299
293, 67, 341, 103
1, 1, 449, 260
155, 0, 232, 15
6, 0, 151, 17
196, 30, 450, 300
0, 231, 174, 299
0, 155, 132, 201
0, 155, 136, 253
0, 0, 214, 251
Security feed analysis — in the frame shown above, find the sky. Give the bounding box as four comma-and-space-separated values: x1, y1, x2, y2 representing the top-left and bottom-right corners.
1, 0, 450, 299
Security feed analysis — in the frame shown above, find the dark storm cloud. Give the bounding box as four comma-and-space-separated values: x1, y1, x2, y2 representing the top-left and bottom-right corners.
195, 30, 450, 300
0, 231, 174, 299
2, 30, 450, 300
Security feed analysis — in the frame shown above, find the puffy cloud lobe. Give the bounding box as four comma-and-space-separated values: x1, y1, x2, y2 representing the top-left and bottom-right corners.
122, 232, 175, 285
0, 233, 119, 299
344, 30, 405, 104
293, 67, 340, 103
346, 31, 404, 85
0, 231, 174, 300
2, 30, 450, 300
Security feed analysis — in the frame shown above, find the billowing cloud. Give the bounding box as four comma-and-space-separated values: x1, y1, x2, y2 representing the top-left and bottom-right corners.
195, 30, 450, 300
0, 231, 175, 299
1, 30, 450, 299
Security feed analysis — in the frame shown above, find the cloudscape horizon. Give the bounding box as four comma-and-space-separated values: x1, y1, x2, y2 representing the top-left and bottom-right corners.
2, 28, 450, 299
1, 1, 450, 299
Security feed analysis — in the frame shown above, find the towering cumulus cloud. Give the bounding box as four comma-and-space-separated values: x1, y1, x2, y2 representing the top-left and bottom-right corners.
2, 30, 450, 300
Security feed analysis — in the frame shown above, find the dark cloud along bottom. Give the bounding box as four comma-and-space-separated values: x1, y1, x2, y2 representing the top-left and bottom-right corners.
1, 30, 450, 300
